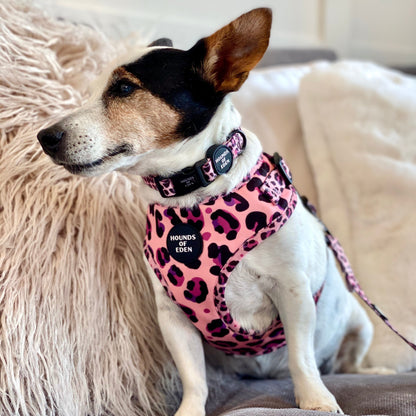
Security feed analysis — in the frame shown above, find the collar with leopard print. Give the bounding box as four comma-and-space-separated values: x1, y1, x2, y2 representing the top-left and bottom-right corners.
142, 129, 246, 198
143, 152, 318, 356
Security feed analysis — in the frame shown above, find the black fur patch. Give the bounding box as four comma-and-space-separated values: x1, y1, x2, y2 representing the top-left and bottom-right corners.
123, 41, 224, 138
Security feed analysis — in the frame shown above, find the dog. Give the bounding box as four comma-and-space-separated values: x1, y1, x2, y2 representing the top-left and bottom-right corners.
38, 8, 377, 415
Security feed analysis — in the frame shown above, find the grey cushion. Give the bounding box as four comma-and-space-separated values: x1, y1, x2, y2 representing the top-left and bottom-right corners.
258, 48, 337, 68
207, 372, 416, 416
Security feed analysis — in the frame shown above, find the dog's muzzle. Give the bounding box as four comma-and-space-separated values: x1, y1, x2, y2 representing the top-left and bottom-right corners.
37, 125, 66, 158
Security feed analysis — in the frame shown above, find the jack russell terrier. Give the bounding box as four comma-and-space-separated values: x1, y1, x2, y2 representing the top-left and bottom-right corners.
38, 8, 385, 415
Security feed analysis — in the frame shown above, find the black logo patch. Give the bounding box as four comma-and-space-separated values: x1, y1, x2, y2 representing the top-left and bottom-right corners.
167, 224, 203, 263
208, 145, 233, 175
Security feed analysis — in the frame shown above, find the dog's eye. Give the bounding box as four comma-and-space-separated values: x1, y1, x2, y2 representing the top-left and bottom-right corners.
111, 80, 138, 98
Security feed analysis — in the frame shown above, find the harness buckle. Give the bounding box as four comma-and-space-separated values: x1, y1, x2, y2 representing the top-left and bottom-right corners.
156, 166, 203, 198
194, 159, 210, 187
273, 152, 292, 186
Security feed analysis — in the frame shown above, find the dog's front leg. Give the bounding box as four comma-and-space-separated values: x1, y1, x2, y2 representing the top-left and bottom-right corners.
271, 274, 343, 414
148, 265, 208, 416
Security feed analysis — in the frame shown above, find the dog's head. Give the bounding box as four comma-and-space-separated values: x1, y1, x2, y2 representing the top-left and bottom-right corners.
37, 8, 271, 176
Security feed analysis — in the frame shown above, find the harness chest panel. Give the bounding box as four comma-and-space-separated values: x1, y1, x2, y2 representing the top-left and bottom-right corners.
144, 153, 299, 356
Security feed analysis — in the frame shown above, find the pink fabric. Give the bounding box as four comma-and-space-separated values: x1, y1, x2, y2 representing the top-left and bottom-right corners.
144, 154, 301, 355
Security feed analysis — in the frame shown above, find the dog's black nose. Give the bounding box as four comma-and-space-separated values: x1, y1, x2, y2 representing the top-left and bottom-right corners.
37, 126, 66, 156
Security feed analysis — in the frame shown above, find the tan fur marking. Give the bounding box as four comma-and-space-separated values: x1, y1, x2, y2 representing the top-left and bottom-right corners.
107, 67, 145, 88
103, 67, 182, 151
203, 8, 272, 92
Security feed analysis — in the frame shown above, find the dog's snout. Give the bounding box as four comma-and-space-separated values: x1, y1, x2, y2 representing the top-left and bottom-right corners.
37, 126, 66, 156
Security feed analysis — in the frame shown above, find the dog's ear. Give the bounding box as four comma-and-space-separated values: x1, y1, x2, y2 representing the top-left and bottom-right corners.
193, 8, 271, 93
148, 38, 173, 47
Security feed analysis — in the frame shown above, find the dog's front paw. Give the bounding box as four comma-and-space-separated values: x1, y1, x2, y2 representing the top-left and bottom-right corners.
297, 391, 343, 414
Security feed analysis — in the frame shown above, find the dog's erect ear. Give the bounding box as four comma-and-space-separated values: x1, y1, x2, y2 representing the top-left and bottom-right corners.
194, 8, 271, 93
148, 38, 173, 47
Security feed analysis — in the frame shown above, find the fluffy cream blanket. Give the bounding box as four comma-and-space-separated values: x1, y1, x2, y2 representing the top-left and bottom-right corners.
0, 2, 174, 415
299, 61, 416, 372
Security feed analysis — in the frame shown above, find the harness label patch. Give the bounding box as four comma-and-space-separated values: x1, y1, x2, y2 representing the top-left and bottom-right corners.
167, 224, 203, 263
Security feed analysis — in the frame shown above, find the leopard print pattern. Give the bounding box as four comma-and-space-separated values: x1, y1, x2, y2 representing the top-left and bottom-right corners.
142, 175, 157, 189
228, 130, 245, 158
201, 160, 218, 182
144, 153, 300, 356
158, 178, 176, 197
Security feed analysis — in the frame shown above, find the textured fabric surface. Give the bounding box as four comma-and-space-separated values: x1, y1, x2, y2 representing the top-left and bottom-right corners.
207, 372, 416, 416
298, 61, 416, 372
0, 2, 174, 415
233, 64, 318, 206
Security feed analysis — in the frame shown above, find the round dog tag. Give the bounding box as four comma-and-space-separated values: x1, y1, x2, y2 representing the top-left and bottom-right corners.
167, 224, 203, 263
208, 145, 233, 175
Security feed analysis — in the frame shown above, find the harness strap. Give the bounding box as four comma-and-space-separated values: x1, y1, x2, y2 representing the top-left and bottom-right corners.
301, 196, 416, 351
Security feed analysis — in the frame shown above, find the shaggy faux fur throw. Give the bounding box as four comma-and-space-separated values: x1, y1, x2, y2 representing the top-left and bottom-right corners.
0, 2, 174, 415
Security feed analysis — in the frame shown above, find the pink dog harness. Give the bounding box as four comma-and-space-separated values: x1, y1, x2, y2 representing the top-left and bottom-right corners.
144, 149, 311, 356
144, 130, 416, 356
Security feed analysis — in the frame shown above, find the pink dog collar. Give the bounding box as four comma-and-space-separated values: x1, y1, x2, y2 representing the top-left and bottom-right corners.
142, 129, 246, 198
